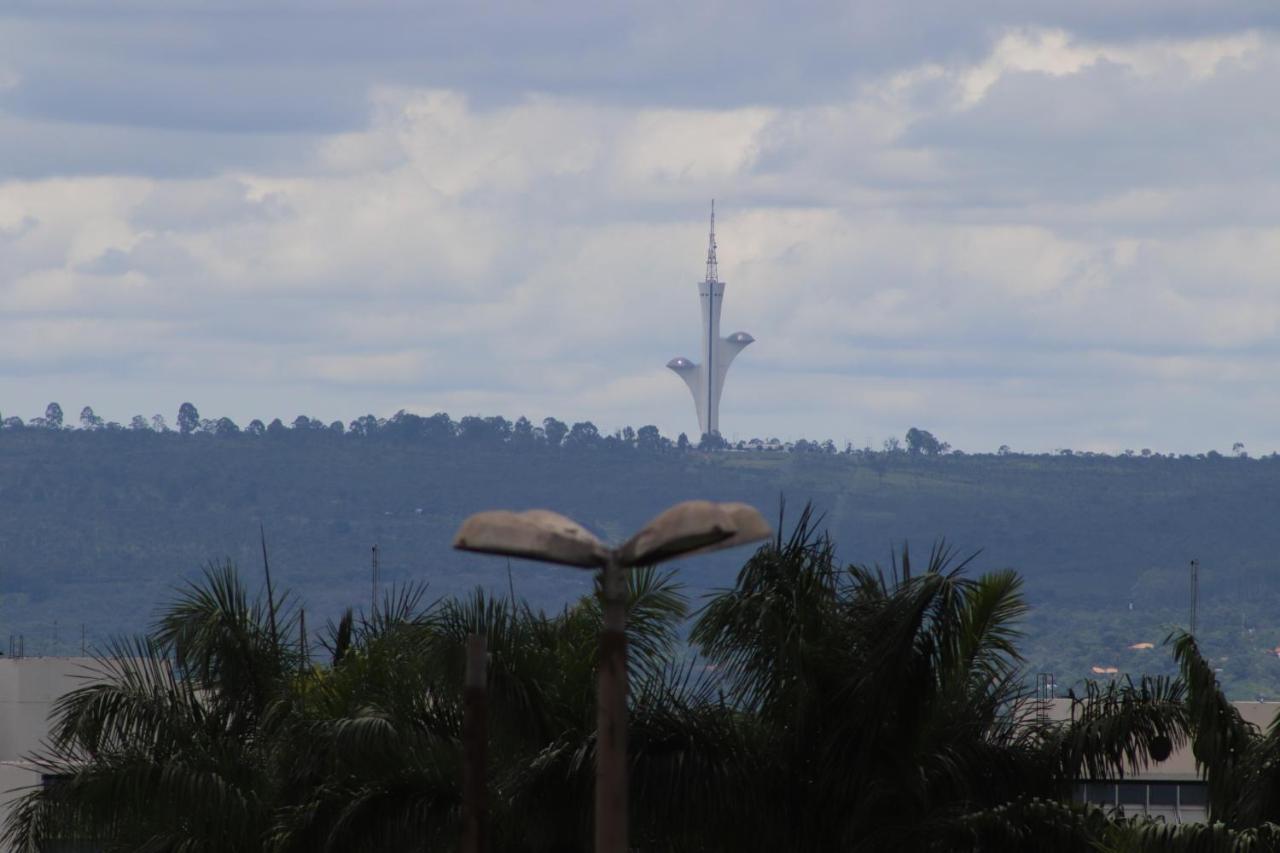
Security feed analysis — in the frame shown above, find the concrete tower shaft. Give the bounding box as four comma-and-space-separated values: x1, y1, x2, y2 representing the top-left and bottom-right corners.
667, 202, 754, 438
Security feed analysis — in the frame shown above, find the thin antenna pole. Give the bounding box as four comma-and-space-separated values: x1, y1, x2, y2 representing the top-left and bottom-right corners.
1190, 559, 1200, 635
371, 545, 380, 615
81, 623, 86, 655
705, 199, 718, 284
299, 608, 308, 671
260, 524, 280, 651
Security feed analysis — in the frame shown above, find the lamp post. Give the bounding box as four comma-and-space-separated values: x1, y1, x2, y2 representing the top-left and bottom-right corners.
453, 500, 770, 853
460, 633, 487, 853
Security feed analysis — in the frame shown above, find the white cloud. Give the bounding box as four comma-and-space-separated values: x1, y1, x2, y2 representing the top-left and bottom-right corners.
2, 10, 1280, 452
958, 28, 1264, 107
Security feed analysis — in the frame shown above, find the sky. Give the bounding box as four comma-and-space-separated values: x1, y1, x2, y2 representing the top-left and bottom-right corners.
3, 2, 1280, 454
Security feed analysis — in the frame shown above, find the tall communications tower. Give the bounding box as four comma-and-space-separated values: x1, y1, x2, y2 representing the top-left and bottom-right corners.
667, 202, 755, 438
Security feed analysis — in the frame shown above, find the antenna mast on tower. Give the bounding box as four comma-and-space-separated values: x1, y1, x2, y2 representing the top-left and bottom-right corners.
705, 200, 718, 284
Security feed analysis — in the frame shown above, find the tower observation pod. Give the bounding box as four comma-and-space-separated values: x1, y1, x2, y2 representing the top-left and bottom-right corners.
667, 202, 754, 438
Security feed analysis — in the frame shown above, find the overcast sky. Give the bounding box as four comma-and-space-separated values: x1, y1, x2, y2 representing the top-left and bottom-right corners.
3, 2, 1280, 453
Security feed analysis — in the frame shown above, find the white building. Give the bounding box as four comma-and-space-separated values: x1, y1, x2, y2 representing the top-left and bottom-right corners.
1048, 697, 1280, 823
668, 202, 754, 438
0, 657, 100, 844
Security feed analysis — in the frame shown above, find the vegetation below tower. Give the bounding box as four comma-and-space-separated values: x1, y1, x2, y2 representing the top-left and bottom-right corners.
1, 405, 1278, 697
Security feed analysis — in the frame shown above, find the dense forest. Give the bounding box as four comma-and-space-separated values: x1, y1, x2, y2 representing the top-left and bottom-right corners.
3, 402, 1280, 697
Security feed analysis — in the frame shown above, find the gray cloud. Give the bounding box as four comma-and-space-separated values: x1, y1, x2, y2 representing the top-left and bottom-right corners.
75, 247, 132, 276
0, 113, 327, 179
4, 2, 1279, 138
2, 6, 1280, 453
905, 59, 1280, 203
0, 214, 37, 242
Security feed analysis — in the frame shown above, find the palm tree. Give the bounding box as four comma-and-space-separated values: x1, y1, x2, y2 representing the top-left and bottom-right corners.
263, 583, 473, 852
5, 507, 1199, 852
271, 566, 694, 853
4, 561, 300, 851
679, 504, 1190, 851
6, 558, 695, 852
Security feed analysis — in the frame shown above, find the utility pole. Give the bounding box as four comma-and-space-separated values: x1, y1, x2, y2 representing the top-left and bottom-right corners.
461, 633, 488, 853
1190, 559, 1200, 636
595, 556, 628, 853
299, 609, 308, 670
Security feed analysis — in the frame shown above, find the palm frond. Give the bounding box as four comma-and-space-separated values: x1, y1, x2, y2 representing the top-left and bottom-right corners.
1057, 675, 1189, 781
1171, 629, 1258, 823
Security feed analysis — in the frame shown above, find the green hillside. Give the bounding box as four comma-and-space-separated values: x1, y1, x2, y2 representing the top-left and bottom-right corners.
2, 423, 1279, 696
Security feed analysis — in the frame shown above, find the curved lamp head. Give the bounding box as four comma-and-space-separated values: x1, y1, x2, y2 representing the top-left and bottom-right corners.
617, 500, 732, 567
617, 500, 769, 567
682, 502, 773, 557
452, 509, 608, 568
453, 501, 771, 570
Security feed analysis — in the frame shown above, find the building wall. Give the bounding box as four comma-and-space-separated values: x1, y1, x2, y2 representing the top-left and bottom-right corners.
1047, 696, 1280, 824
0, 657, 100, 843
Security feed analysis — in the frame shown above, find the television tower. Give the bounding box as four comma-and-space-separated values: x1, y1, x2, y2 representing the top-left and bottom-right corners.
667, 201, 755, 438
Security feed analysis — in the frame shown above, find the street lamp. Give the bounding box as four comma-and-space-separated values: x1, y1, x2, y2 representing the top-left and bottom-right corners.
453, 500, 770, 853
